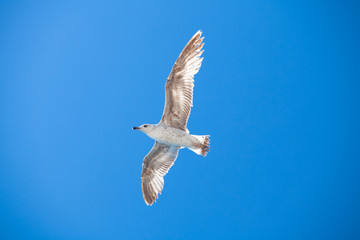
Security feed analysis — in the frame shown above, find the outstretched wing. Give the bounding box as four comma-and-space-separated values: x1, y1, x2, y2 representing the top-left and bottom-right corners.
141, 141, 179, 205
160, 30, 205, 131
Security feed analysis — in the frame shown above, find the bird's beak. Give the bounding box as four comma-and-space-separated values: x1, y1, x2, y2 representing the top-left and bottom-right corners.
133, 126, 140, 130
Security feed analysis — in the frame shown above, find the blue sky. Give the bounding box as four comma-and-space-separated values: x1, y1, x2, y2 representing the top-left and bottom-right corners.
0, 1, 359, 239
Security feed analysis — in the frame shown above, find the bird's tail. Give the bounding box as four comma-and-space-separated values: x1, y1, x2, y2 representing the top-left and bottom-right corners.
188, 135, 210, 157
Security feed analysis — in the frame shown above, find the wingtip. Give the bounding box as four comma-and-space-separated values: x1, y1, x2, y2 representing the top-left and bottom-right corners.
194, 30, 202, 37
144, 195, 156, 206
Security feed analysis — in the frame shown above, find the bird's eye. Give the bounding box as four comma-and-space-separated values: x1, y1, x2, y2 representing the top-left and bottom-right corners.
144, 125, 147, 128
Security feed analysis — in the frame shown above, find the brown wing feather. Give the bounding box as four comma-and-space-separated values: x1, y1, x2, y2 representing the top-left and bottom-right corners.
141, 142, 179, 205
160, 30, 205, 131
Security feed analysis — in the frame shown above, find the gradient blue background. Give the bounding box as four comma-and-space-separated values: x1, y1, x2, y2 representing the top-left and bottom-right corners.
1, 1, 359, 239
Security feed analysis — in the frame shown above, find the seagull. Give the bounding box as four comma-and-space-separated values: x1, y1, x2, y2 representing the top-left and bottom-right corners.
133, 30, 210, 205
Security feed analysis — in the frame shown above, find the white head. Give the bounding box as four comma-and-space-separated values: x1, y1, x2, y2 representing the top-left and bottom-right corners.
132, 124, 155, 134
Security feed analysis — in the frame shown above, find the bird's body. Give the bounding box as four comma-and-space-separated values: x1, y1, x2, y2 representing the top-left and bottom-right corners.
140, 123, 205, 150
142, 124, 189, 146
133, 30, 210, 205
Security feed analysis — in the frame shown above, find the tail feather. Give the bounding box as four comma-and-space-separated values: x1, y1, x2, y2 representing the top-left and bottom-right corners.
188, 135, 210, 157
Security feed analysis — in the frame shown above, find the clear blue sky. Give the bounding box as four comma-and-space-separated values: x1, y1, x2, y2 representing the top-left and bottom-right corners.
1, 1, 359, 239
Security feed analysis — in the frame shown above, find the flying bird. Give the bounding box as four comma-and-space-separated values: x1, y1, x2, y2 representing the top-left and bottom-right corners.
133, 30, 210, 205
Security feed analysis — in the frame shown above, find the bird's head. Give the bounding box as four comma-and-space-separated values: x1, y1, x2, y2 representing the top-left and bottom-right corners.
132, 124, 155, 134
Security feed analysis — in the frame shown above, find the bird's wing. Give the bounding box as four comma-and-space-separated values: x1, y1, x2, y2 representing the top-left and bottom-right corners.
141, 141, 179, 205
160, 30, 205, 131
